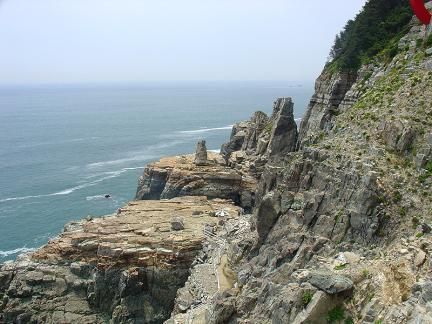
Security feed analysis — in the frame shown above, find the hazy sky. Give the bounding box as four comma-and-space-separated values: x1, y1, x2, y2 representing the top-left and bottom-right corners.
0, 0, 366, 85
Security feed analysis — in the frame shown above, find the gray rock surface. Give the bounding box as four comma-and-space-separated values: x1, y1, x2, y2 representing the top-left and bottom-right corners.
306, 270, 353, 294
267, 97, 298, 156
194, 140, 208, 166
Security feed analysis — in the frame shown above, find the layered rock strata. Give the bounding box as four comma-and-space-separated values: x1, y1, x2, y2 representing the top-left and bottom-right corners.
0, 197, 241, 323
135, 153, 257, 211
172, 13, 432, 324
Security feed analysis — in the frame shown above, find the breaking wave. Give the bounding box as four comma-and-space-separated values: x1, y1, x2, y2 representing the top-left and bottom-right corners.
179, 125, 233, 134
0, 246, 35, 258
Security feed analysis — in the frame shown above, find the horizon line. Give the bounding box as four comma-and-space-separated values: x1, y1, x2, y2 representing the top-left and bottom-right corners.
0, 80, 315, 88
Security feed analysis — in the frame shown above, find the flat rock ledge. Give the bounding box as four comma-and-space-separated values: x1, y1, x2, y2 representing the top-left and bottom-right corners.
0, 196, 241, 324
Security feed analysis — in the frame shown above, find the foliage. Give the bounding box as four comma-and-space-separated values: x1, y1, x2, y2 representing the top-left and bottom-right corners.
302, 292, 314, 307
419, 161, 432, 183
327, 0, 411, 73
362, 269, 370, 279
264, 122, 273, 135
424, 34, 432, 48
393, 191, 402, 203
334, 264, 347, 270
327, 306, 345, 323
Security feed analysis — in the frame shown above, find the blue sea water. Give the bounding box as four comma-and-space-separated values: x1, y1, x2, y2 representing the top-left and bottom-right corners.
0, 81, 313, 262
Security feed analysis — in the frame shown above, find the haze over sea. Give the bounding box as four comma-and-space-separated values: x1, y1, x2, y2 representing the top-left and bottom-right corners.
0, 81, 313, 262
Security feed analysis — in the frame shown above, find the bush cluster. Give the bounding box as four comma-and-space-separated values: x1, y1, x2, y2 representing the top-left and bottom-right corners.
327, 0, 412, 73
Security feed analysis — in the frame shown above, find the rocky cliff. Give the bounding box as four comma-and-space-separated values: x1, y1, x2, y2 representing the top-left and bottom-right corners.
0, 198, 241, 323
2, 3, 432, 324
183, 10, 432, 324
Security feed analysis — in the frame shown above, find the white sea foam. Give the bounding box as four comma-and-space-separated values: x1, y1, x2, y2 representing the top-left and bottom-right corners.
0, 247, 35, 258
0, 167, 144, 204
295, 118, 302, 122
179, 125, 233, 134
86, 140, 185, 169
86, 155, 155, 169
208, 149, 221, 153
86, 195, 106, 201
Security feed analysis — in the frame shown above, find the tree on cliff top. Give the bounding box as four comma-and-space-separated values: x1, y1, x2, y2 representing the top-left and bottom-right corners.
328, 0, 412, 73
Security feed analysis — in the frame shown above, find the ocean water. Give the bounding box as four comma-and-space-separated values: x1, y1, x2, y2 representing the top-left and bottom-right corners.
0, 81, 313, 262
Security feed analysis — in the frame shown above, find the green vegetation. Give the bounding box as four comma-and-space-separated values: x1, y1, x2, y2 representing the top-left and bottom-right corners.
416, 232, 424, 238
327, 306, 345, 323
424, 34, 432, 48
334, 264, 348, 270
327, 0, 411, 73
302, 291, 314, 307
419, 161, 432, 183
345, 318, 354, 324
264, 122, 273, 135
393, 191, 402, 203
362, 269, 370, 279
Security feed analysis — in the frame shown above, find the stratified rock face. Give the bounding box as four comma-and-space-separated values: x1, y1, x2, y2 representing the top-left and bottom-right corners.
136, 166, 168, 200
220, 98, 298, 179
194, 140, 208, 166
0, 197, 241, 323
299, 71, 357, 145
220, 111, 269, 161
135, 153, 257, 211
267, 97, 298, 156
187, 14, 432, 324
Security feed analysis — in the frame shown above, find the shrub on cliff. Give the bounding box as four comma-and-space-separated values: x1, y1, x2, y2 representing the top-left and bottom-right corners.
327, 0, 412, 73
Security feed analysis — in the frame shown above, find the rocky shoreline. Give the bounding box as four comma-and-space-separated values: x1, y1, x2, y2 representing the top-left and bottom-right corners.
2, 8, 432, 324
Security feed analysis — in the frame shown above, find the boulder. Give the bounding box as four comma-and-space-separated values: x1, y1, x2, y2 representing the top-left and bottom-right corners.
306, 270, 353, 294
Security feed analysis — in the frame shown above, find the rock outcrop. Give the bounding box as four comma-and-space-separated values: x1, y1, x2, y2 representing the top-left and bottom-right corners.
0, 197, 241, 323
194, 140, 208, 166
267, 97, 298, 156
135, 153, 257, 211
220, 97, 298, 178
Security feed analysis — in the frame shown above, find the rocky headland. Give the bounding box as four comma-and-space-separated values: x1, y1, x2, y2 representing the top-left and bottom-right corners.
2, 2, 432, 323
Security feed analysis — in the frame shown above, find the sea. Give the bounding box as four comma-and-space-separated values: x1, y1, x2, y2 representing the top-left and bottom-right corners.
0, 81, 313, 262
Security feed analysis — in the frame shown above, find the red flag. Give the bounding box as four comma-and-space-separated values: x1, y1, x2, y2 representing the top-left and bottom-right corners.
410, 0, 432, 25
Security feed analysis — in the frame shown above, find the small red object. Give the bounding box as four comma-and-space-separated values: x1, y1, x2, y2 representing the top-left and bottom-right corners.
410, 0, 432, 25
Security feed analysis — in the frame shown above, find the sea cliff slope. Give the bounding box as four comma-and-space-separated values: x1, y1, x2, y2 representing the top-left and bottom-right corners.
2, 2, 432, 324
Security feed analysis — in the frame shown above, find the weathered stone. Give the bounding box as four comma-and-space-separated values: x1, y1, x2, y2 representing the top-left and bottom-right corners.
0, 197, 241, 323
293, 291, 342, 324
267, 98, 298, 156
194, 140, 208, 166
415, 250, 427, 267
135, 153, 257, 210
306, 271, 353, 294
171, 217, 185, 231
299, 71, 357, 143
206, 295, 236, 324
255, 191, 280, 243
421, 282, 432, 302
